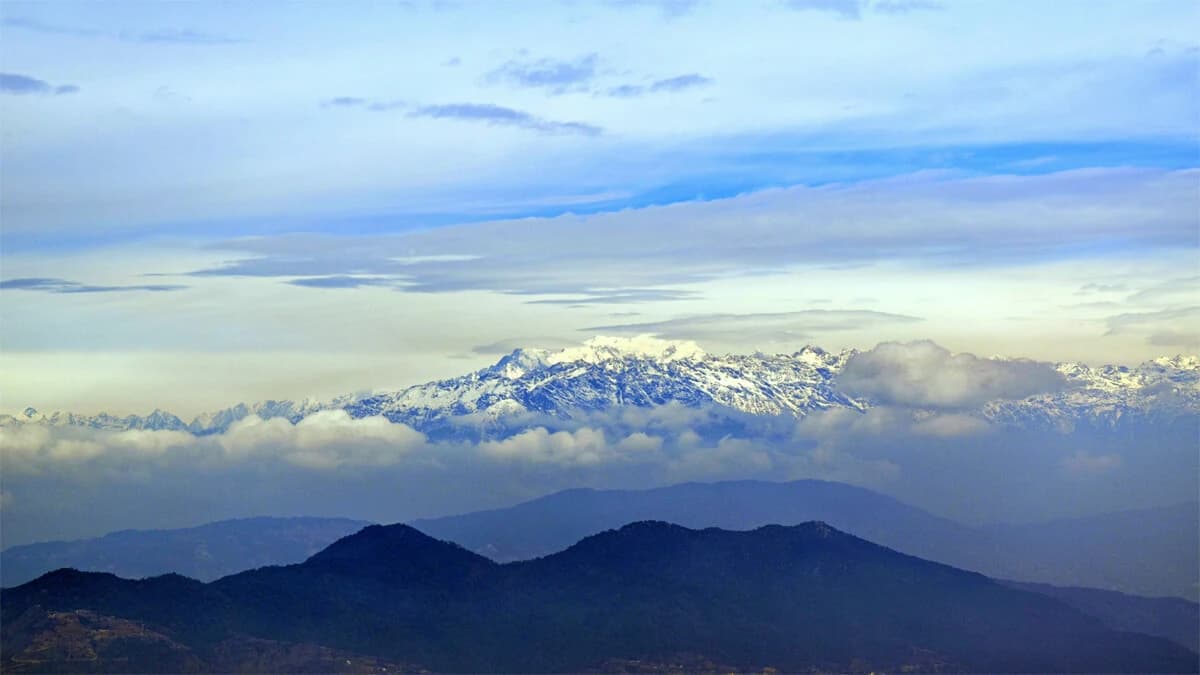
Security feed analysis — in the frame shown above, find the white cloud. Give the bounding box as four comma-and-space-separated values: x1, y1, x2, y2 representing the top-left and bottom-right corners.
1, 410, 426, 473
478, 426, 663, 466
911, 413, 990, 438
838, 340, 1067, 408
0, 423, 192, 474
218, 410, 426, 469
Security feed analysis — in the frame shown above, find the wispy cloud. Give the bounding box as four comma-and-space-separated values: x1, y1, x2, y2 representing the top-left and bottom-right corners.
320, 97, 600, 135
485, 53, 599, 95
2, 16, 243, 45
0, 277, 186, 293
783, 0, 942, 19
871, 0, 943, 14
323, 97, 368, 107
1, 16, 102, 38
286, 276, 397, 289
1104, 306, 1200, 348
1127, 276, 1200, 304
605, 73, 712, 98
408, 103, 603, 136
1075, 282, 1128, 295
784, 0, 866, 19
604, 0, 702, 17
587, 309, 922, 342
0, 73, 79, 96
128, 28, 242, 45
523, 289, 701, 305
183, 169, 1197, 301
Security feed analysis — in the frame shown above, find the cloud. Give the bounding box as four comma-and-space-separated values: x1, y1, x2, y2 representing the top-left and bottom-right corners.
0, 73, 79, 96
838, 341, 1067, 408
0, 424, 195, 475
649, 73, 712, 92
407, 103, 603, 136
0, 16, 104, 38
1, 412, 427, 474
0, 277, 186, 293
471, 337, 580, 355
485, 53, 598, 94
871, 0, 943, 14
218, 411, 426, 470
1104, 306, 1200, 349
321, 97, 409, 111
2, 392, 1196, 546
323, 96, 368, 107
1127, 276, 1200, 304
784, 0, 865, 19
587, 309, 922, 342
182, 169, 1197, 301
910, 412, 990, 437
604, 0, 702, 17
1076, 282, 1128, 294
604, 73, 712, 97
524, 288, 701, 305
481, 427, 623, 465
783, 0, 941, 19
286, 276, 397, 289
322, 97, 604, 136
128, 28, 242, 45
2, 17, 242, 45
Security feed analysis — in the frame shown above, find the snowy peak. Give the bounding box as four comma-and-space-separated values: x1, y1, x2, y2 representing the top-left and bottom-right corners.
545, 335, 706, 366
490, 348, 553, 380
10, 337, 1199, 438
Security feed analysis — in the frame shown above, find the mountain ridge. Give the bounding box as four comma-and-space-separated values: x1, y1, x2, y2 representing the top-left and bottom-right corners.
6, 336, 1198, 438
4, 520, 1196, 673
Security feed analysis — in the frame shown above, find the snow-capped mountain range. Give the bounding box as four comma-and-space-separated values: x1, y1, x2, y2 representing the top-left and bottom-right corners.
7, 336, 1199, 438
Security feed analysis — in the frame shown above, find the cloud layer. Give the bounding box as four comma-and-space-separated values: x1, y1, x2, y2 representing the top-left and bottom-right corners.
184, 168, 1198, 301
4, 390, 1194, 548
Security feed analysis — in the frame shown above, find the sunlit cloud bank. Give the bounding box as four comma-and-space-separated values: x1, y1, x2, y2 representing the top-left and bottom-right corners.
3, 343, 1195, 547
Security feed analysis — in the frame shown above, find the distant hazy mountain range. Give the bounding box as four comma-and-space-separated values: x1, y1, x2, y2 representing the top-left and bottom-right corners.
5, 480, 1196, 602
6, 337, 1198, 438
0, 517, 370, 588
413, 480, 1200, 601
4, 521, 1196, 673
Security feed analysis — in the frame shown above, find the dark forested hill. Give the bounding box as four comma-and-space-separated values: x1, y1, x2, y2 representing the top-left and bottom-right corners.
3, 521, 1196, 673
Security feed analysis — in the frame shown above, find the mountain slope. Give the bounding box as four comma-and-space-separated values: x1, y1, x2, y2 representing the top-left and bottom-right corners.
411, 478, 976, 563
1003, 580, 1200, 652
8, 337, 1198, 438
0, 517, 371, 588
980, 502, 1200, 600
2, 522, 1196, 673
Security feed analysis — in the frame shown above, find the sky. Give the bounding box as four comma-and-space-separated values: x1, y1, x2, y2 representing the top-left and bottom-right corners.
0, 1, 1198, 543
2, 0, 1198, 416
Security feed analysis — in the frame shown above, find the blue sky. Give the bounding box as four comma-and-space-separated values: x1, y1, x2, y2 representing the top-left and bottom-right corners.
0, 0, 1197, 414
